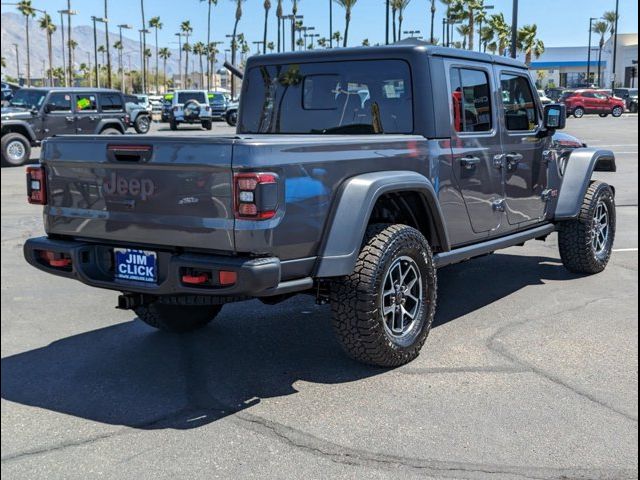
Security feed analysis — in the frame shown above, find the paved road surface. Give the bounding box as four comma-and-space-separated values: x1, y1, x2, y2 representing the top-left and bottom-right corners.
1, 115, 637, 479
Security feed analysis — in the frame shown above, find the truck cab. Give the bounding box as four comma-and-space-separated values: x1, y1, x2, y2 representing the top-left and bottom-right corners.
23, 43, 616, 367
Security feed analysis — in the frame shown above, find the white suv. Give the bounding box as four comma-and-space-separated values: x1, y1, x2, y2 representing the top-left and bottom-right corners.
169, 90, 213, 130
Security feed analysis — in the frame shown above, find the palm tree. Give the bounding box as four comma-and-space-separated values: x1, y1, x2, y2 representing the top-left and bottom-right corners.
332, 30, 342, 46
267, 41, 275, 52
429, 0, 436, 44
180, 20, 193, 85
193, 42, 205, 88
144, 48, 152, 84
38, 13, 56, 86
201, 0, 218, 90
68, 39, 78, 83
603, 10, 618, 42
333, 0, 358, 47
207, 43, 220, 87
394, 0, 411, 41
592, 20, 608, 88
362, 38, 370, 46
17, 1, 36, 87
263, 1, 272, 55
517, 24, 544, 66
276, 0, 283, 52
98, 45, 107, 78
159, 47, 171, 92
391, 0, 398, 42
456, 23, 471, 49
460, 0, 483, 51
488, 12, 510, 56
104, 0, 113, 88
230, 0, 246, 99
479, 25, 492, 53
182, 42, 192, 86
149, 17, 162, 94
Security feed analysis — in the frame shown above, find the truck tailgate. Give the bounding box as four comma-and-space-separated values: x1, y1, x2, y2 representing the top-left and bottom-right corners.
41, 136, 236, 252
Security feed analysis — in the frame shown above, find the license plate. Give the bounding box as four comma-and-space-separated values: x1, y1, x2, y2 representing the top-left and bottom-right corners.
114, 248, 157, 283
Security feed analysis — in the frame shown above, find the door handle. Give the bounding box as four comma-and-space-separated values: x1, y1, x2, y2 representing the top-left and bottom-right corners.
460, 156, 481, 170
505, 153, 523, 170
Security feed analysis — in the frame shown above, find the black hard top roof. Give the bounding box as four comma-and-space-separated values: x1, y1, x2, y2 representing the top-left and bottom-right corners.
16, 87, 121, 93
248, 39, 526, 69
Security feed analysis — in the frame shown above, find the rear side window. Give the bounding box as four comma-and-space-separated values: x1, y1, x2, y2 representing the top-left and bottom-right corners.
240, 60, 413, 134
177, 92, 207, 104
450, 68, 492, 133
500, 74, 538, 131
47, 92, 72, 112
99, 93, 124, 111
75, 94, 97, 111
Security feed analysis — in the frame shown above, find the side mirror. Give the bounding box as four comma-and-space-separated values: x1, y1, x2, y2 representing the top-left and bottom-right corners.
43, 104, 52, 114
543, 103, 566, 131
31, 106, 40, 115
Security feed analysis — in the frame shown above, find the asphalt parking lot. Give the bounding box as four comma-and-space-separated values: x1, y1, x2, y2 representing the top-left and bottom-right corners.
1, 116, 637, 479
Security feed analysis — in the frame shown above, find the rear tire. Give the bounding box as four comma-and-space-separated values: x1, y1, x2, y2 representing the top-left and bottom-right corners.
226, 110, 238, 127
135, 302, 223, 333
100, 128, 122, 135
573, 107, 585, 118
202, 120, 213, 130
1, 132, 31, 166
598, 113, 608, 118
169, 119, 178, 131
330, 224, 437, 367
558, 181, 616, 274
134, 115, 151, 134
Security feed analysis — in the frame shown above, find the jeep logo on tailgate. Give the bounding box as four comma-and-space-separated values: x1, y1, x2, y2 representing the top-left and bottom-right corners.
102, 173, 155, 201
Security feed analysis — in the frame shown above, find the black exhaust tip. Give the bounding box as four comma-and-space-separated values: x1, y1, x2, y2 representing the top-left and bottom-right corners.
117, 293, 144, 310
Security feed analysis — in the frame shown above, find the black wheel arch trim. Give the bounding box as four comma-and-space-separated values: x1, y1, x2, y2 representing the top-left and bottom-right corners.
95, 119, 126, 134
315, 171, 450, 278
1, 120, 38, 143
554, 148, 616, 221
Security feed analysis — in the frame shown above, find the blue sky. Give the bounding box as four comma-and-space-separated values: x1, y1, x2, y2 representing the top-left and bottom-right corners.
2, 0, 638, 52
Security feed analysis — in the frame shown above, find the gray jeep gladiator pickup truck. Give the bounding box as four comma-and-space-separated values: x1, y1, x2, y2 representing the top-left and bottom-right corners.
23, 43, 617, 367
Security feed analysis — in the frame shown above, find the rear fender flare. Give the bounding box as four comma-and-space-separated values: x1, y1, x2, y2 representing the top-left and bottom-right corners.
554, 148, 616, 221
315, 171, 450, 278
96, 120, 125, 134
1, 120, 37, 143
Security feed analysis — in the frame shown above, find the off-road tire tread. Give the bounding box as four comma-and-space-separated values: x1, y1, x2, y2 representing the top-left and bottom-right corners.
330, 224, 437, 367
558, 181, 615, 274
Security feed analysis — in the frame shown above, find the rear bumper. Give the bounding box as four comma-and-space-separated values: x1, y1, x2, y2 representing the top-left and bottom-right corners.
24, 236, 281, 297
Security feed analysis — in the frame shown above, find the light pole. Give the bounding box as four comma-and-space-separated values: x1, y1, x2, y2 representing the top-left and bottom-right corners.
510, 0, 518, 59
586, 17, 598, 86
117, 24, 132, 92
284, 14, 303, 51
403, 30, 421, 39
175, 32, 186, 89
385, 0, 390, 45
252, 41, 265, 54
91, 17, 107, 88
299, 26, 315, 50
58, 8, 77, 86
58, 11, 67, 86
477, 5, 494, 52
610, 0, 620, 91
139, 29, 150, 93
309, 33, 321, 49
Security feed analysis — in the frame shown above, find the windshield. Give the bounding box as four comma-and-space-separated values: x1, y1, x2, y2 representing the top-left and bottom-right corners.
177, 92, 207, 104
240, 60, 413, 134
8, 89, 47, 109
209, 93, 226, 103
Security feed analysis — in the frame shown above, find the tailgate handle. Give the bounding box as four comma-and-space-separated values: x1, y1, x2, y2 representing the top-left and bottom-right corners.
108, 144, 153, 162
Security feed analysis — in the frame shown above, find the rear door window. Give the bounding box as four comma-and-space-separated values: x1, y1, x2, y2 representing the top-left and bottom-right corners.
177, 92, 207, 104
240, 59, 413, 134
75, 94, 97, 112
449, 67, 492, 133
500, 74, 538, 131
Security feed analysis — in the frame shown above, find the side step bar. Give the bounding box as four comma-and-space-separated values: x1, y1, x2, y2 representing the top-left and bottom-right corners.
433, 224, 556, 268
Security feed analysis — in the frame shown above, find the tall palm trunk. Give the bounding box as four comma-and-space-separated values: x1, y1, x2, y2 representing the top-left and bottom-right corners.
163, 57, 167, 92
140, 0, 146, 93
206, 1, 212, 89
104, 0, 112, 87
263, 4, 270, 55
597, 38, 604, 87
155, 27, 159, 93
67, 0, 72, 86
231, 18, 240, 98
398, 11, 403, 41
392, 8, 397, 42
47, 30, 53, 86
25, 17, 31, 86
277, 15, 281, 52
467, 8, 474, 51
343, 8, 351, 47
184, 35, 190, 85
199, 53, 204, 88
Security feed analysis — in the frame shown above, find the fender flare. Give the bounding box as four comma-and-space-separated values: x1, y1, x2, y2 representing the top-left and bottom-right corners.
315, 171, 450, 278
554, 148, 616, 221
1, 120, 37, 143
95, 119, 126, 134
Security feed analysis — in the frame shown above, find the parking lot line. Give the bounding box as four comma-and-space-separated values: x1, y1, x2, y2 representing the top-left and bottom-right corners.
613, 248, 638, 252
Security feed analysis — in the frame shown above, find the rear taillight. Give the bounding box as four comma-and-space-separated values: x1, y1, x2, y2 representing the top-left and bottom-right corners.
234, 172, 278, 220
204, 106, 211, 111
38, 250, 72, 269
26, 165, 47, 205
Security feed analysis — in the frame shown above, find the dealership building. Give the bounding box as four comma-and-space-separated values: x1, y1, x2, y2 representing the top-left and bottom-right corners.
527, 33, 638, 89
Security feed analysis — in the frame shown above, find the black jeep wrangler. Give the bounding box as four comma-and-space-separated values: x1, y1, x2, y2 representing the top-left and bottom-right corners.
1, 88, 129, 166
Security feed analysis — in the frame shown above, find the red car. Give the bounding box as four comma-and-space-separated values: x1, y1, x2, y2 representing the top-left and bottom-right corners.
562, 89, 626, 118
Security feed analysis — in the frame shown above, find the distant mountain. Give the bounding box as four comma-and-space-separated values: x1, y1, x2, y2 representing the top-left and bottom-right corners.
1, 12, 183, 79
